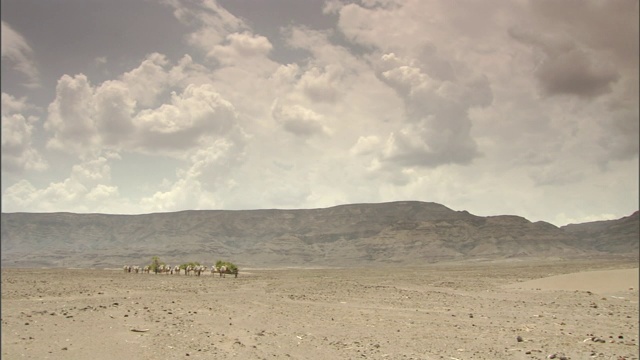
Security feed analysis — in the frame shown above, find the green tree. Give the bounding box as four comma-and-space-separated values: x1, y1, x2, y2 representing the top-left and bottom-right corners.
150, 256, 164, 274
179, 261, 201, 270
215, 260, 238, 274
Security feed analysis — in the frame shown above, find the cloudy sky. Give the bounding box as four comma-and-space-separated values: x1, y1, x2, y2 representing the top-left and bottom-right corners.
2, 0, 638, 226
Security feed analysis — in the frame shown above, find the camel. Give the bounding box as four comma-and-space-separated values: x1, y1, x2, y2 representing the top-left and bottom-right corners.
219, 265, 227, 278
195, 265, 206, 276
125, 262, 238, 277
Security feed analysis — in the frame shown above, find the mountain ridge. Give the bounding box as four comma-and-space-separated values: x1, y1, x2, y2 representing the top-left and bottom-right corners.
2, 201, 637, 268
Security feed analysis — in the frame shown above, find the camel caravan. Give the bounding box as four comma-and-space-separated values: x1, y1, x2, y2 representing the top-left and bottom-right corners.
123, 260, 239, 278
123, 265, 140, 273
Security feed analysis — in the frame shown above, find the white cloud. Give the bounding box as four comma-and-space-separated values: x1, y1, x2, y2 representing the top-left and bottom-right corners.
2, 180, 38, 212
69, 156, 112, 185
44, 74, 98, 156
209, 31, 273, 62
350, 135, 381, 156
140, 177, 216, 212
1, 93, 47, 173
1, 21, 40, 88
133, 83, 239, 153
271, 101, 329, 138
1, 92, 29, 115
166, 0, 247, 57
296, 65, 342, 103
284, 25, 361, 70
120, 53, 170, 108
42, 54, 242, 157
1, 0, 637, 227
94, 80, 136, 147
86, 184, 119, 203
138, 137, 245, 212
372, 53, 490, 168
270, 63, 301, 86
1, 155, 125, 213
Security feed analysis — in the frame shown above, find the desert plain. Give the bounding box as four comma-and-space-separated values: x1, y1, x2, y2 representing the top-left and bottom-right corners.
1, 258, 638, 360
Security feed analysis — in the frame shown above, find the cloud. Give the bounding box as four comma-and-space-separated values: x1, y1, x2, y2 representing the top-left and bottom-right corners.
597, 107, 640, 162
1, 155, 123, 213
528, 0, 639, 70
508, 27, 619, 98
271, 101, 329, 138
44, 53, 186, 155
1, 93, 47, 173
167, 54, 215, 87
133, 83, 240, 153
1, 92, 29, 115
94, 56, 107, 66
86, 184, 119, 203
120, 53, 171, 108
208, 31, 273, 62
271, 63, 301, 86
332, 1, 417, 51
15, 46, 251, 213
323, 2, 498, 170
94, 80, 137, 147
139, 136, 247, 212
350, 135, 382, 156
372, 53, 490, 168
140, 176, 215, 212
506, 0, 638, 101
296, 65, 342, 103
1, 0, 637, 226
530, 165, 585, 187
1, 21, 41, 88
1, 113, 48, 173
206, 31, 278, 78
2, 131, 249, 214
44, 74, 98, 156
284, 25, 361, 70
43, 53, 242, 157
166, 0, 247, 57
69, 156, 113, 185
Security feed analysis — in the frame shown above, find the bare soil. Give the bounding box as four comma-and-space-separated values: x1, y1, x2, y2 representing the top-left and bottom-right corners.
1, 259, 638, 359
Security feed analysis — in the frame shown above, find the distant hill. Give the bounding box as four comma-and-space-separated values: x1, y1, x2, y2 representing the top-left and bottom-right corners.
1, 201, 637, 268
561, 211, 639, 253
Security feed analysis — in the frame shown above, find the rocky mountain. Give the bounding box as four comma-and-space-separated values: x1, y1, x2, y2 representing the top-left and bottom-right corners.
561, 211, 640, 253
1, 201, 638, 268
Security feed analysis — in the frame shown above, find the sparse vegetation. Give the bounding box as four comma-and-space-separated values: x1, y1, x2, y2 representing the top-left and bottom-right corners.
216, 260, 238, 274
180, 261, 201, 270
149, 256, 165, 274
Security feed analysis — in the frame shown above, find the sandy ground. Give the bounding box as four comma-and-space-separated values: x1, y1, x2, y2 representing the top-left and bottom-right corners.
1, 259, 638, 360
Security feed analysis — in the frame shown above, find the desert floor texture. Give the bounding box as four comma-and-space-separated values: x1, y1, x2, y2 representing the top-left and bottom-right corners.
1, 259, 638, 360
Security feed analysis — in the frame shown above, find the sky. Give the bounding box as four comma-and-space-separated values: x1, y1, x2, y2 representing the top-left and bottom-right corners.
1, 0, 638, 226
